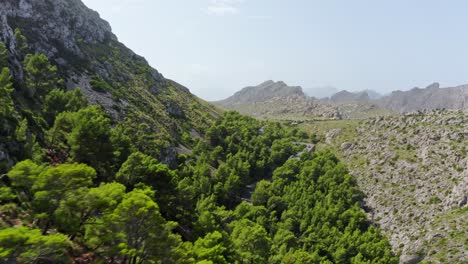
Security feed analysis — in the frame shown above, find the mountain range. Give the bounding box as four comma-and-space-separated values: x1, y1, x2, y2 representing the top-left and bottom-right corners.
213, 81, 342, 120
215, 80, 304, 107
378, 82, 468, 113
215, 80, 468, 119
0, 1, 466, 263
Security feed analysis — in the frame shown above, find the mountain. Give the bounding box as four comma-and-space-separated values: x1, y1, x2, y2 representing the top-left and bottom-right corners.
215, 82, 393, 120
303, 85, 338, 98
366, 89, 383, 100
0, 0, 218, 167
213, 81, 342, 120
377, 82, 468, 113
326, 89, 383, 103
329, 90, 370, 104
326, 83, 468, 113
214, 80, 305, 107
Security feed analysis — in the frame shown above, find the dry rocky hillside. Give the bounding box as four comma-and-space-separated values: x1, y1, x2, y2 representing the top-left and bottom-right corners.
224, 94, 341, 120
215, 80, 304, 106
377, 83, 468, 113
214, 80, 390, 120
214, 80, 341, 119
216, 81, 468, 122
321, 109, 467, 263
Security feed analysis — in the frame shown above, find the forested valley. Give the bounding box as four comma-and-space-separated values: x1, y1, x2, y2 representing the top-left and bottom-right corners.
0, 30, 399, 263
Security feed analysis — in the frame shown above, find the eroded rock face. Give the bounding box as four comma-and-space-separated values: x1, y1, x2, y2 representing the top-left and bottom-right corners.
0, 0, 166, 118
0, 0, 115, 57
0, 0, 165, 85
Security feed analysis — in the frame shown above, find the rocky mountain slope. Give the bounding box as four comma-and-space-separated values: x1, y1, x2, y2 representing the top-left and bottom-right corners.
215, 81, 393, 120
329, 90, 371, 104
306, 110, 467, 263
327, 83, 468, 113
0, 0, 218, 169
215, 80, 304, 107
213, 80, 342, 120
229, 94, 342, 120
217, 81, 468, 122
377, 83, 468, 113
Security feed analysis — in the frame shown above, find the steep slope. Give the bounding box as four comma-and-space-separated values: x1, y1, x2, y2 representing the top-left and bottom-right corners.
0, 0, 218, 169
377, 83, 468, 113
344, 110, 467, 262
299, 110, 467, 263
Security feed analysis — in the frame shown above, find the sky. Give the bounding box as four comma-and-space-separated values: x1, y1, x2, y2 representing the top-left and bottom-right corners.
81, 0, 468, 100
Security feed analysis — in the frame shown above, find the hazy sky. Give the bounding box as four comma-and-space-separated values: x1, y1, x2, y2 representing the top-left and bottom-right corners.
81, 0, 468, 100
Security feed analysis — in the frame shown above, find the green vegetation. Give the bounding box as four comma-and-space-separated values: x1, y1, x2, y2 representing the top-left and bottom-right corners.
14, 28, 29, 55
423, 207, 468, 263
24, 53, 61, 98
90, 74, 114, 93
0, 227, 71, 263
0, 42, 8, 68
0, 35, 397, 263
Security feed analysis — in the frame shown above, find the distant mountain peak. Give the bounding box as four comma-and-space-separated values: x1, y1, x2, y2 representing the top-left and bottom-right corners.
379, 83, 468, 113
215, 80, 305, 106
426, 82, 440, 89
260, 80, 275, 85
330, 90, 370, 104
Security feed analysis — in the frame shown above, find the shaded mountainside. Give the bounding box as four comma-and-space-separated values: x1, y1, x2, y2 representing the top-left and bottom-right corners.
0, 0, 218, 168
377, 83, 468, 113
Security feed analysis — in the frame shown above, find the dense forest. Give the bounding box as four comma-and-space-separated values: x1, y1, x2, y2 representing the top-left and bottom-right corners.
0, 31, 398, 263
